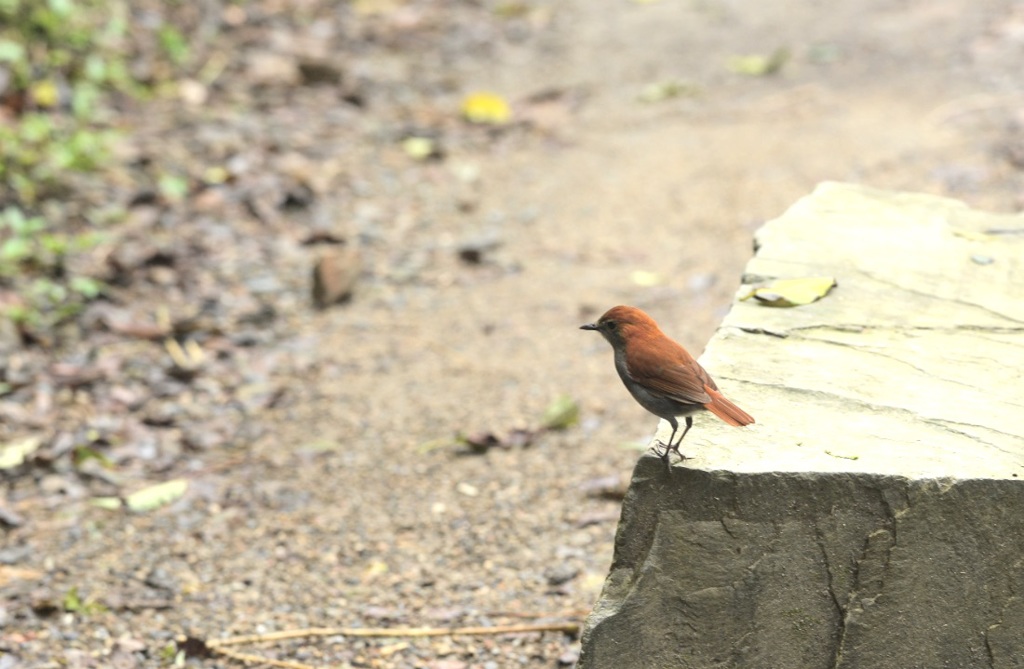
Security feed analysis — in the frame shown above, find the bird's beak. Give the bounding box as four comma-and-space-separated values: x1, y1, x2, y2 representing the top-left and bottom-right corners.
580, 323, 599, 331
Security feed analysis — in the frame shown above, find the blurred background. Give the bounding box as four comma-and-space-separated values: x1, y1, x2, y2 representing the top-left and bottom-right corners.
2, 0, 1023, 666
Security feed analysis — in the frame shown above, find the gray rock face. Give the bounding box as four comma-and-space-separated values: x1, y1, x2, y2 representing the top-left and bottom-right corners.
578, 183, 1024, 669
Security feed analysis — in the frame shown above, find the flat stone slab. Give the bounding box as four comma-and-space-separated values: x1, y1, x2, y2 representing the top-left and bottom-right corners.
578, 183, 1024, 669
691, 181, 1023, 478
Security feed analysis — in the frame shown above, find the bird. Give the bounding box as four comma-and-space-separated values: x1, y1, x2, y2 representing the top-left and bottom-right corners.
580, 305, 754, 471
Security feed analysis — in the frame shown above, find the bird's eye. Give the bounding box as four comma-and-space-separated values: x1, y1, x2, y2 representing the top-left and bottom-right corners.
604, 320, 616, 330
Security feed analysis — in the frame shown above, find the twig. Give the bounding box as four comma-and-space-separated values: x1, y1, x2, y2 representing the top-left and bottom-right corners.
206, 621, 580, 648
212, 646, 319, 669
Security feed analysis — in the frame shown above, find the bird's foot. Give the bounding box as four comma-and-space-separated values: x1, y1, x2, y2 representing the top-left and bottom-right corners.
651, 441, 678, 473
666, 444, 691, 463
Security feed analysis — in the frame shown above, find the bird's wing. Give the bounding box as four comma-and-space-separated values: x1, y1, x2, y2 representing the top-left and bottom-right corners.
626, 344, 713, 405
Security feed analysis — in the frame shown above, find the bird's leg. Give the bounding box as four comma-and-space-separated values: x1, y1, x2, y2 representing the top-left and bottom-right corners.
667, 416, 693, 461
654, 419, 679, 473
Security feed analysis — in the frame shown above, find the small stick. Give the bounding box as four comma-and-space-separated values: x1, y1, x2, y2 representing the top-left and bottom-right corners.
212, 646, 318, 669
205, 621, 580, 648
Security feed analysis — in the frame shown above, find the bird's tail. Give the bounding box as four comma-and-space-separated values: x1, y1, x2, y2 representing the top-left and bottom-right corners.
703, 386, 755, 426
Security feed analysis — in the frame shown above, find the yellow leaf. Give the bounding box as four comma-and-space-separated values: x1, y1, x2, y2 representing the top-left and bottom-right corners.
401, 136, 438, 161
365, 560, 389, 577
630, 270, 664, 286
727, 47, 790, 76
637, 80, 699, 103
203, 166, 229, 184
125, 479, 189, 512
91, 497, 123, 510
744, 276, 837, 307
30, 80, 60, 108
0, 437, 42, 470
461, 92, 512, 125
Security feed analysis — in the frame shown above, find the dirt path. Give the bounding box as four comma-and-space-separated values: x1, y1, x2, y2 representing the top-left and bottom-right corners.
5, 1, 1024, 667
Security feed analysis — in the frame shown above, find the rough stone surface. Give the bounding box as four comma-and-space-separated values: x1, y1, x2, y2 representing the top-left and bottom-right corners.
578, 183, 1024, 669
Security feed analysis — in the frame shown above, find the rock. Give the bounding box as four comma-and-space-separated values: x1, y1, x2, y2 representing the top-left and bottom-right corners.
456, 233, 502, 265
298, 58, 344, 85
0, 504, 25, 528
312, 246, 361, 308
578, 183, 1024, 669
246, 51, 300, 86
544, 564, 579, 587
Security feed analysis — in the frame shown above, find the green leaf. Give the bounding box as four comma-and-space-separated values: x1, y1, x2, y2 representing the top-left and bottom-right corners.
0, 39, 25, 63
158, 26, 189, 65
72, 81, 101, 118
158, 174, 189, 202
47, 0, 73, 17
1, 237, 33, 262
62, 585, 107, 615
73, 445, 113, 469
63, 586, 83, 612
70, 276, 103, 298
84, 53, 107, 82
542, 394, 580, 431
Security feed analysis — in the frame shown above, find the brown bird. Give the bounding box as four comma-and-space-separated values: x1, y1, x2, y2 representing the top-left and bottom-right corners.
581, 305, 754, 471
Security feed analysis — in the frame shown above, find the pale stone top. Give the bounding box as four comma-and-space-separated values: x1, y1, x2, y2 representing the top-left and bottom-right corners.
669, 182, 1024, 479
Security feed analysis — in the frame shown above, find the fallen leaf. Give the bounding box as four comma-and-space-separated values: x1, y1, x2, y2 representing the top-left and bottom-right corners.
30, 79, 60, 108
312, 246, 361, 307
401, 136, 441, 161
91, 496, 123, 510
542, 395, 580, 430
458, 428, 537, 453
744, 276, 837, 307
461, 431, 504, 453
0, 436, 42, 470
637, 80, 699, 103
455, 481, 479, 497
124, 479, 189, 512
727, 47, 790, 76
461, 92, 512, 125
365, 560, 389, 578
165, 338, 204, 375
629, 270, 663, 287
73, 446, 114, 470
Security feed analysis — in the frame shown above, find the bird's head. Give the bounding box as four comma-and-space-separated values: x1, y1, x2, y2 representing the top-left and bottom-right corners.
580, 305, 660, 350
